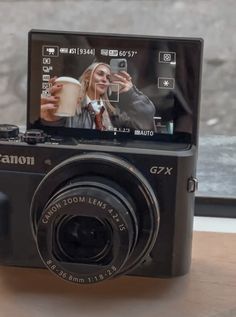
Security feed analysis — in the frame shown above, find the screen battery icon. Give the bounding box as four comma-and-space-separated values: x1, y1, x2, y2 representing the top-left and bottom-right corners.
60, 48, 69, 54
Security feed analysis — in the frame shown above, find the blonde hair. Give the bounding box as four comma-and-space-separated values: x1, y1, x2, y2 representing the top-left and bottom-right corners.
79, 62, 116, 115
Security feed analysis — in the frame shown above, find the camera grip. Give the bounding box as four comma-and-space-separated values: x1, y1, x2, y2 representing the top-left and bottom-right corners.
0, 192, 11, 259
0, 192, 10, 238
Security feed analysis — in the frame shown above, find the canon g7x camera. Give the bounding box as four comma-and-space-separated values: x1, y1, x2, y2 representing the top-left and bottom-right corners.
0, 30, 203, 284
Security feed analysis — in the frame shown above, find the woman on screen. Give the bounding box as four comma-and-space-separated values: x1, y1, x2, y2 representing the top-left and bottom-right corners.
40, 62, 155, 131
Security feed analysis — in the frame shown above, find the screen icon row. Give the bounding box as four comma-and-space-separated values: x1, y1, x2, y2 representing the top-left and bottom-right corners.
42, 46, 96, 56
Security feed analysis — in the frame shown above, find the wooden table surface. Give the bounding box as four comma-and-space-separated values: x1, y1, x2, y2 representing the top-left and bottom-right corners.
0, 231, 235, 317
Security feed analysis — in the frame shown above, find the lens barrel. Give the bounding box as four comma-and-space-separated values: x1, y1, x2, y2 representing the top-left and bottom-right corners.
31, 153, 159, 284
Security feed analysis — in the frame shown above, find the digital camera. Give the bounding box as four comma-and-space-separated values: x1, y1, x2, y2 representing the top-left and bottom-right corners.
0, 30, 203, 284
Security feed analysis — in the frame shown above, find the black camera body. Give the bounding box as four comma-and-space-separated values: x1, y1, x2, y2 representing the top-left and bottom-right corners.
0, 133, 197, 283
0, 30, 202, 284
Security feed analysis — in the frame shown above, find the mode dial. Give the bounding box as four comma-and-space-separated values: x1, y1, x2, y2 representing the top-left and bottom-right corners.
0, 124, 19, 139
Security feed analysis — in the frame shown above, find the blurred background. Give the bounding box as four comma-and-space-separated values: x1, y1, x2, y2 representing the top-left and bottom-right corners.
0, 0, 235, 197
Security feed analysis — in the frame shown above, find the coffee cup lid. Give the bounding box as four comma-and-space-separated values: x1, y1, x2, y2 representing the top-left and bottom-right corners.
55, 76, 80, 85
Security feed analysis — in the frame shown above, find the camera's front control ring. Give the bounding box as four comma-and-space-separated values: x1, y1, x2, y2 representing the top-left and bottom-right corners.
31, 152, 160, 283
36, 185, 137, 284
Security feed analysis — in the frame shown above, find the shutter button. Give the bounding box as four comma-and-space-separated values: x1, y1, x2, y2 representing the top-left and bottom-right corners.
23, 129, 46, 145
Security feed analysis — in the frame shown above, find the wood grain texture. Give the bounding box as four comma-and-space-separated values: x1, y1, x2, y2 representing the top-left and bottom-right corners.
0, 231, 235, 317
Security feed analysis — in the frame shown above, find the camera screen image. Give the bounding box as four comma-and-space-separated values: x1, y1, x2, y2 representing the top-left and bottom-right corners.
28, 30, 202, 143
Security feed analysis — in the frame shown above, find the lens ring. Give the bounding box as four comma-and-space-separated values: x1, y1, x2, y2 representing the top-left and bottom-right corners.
44, 176, 139, 249
31, 153, 160, 284
36, 184, 138, 284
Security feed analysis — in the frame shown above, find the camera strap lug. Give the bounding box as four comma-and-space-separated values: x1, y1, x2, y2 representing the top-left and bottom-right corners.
187, 177, 198, 193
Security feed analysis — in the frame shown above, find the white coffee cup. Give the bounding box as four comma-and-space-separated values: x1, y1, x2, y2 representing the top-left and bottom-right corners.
54, 77, 81, 117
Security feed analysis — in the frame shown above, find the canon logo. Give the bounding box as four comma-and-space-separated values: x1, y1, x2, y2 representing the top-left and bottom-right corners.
0, 154, 35, 166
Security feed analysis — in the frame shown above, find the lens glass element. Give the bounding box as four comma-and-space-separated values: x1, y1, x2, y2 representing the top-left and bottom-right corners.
56, 216, 112, 263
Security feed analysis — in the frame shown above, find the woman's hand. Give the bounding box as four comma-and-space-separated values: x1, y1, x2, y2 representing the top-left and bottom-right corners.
111, 71, 133, 93
40, 76, 63, 121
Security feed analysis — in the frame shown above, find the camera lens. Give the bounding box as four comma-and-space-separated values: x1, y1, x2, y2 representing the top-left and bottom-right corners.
35, 179, 138, 283
119, 61, 125, 68
31, 153, 159, 284
55, 216, 112, 263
